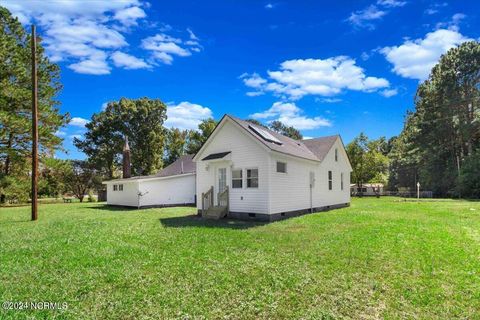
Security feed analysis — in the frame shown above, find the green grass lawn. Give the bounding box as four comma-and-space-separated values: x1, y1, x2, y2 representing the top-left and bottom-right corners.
1, 198, 479, 319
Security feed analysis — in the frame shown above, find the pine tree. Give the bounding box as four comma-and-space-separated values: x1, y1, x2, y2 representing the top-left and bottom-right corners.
0, 7, 69, 202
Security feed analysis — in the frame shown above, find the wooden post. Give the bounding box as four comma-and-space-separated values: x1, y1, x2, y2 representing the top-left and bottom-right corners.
31, 25, 38, 221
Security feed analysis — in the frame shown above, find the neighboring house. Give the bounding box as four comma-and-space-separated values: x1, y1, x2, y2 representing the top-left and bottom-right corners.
193, 115, 352, 221
103, 154, 196, 208
350, 183, 384, 196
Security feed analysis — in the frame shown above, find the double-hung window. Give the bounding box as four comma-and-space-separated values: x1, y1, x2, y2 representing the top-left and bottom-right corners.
232, 169, 243, 188
328, 171, 333, 190
119, 184, 123, 191
247, 169, 259, 188
113, 184, 118, 191
341, 172, 344, 190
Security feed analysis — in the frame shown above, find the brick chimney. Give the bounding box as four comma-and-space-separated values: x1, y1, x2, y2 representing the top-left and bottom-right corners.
123, 136, 131, 178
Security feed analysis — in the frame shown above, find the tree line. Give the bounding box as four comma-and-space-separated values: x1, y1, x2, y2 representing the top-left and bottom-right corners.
0, 5, 304, 203
1, 5, 478, 202
347, 41, 480, 198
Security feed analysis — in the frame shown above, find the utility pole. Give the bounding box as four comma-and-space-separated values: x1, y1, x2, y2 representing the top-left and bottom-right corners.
31, 25, 38, 221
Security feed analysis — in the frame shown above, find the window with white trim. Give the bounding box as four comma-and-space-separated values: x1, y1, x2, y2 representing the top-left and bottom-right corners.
246, 169, 259, 188
232, 169, 243, 188
341, 172, 344, 190
113, 184, 118, 191
276, 161, 287, 173
119, 184, 123, 191
335, 148, 338, 162
328, 171, 333, 190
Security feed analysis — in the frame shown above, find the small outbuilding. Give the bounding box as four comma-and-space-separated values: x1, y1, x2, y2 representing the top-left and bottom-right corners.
103, 154, 196, 208
350, 183, 384, 196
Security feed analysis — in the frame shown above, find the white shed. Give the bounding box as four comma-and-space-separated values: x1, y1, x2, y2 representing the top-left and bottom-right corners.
102, 155, 196, 208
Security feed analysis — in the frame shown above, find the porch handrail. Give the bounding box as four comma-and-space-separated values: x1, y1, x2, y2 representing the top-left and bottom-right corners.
218, 185, 229, 211
201, 186, 214, 214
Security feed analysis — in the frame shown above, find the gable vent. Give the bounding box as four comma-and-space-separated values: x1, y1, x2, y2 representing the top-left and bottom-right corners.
248, 125, 283, 145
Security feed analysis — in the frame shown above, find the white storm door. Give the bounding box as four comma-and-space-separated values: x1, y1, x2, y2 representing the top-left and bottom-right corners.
218, 167, 227, 194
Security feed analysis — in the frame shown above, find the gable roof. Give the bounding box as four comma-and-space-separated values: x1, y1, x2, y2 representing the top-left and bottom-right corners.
155, 154, 195, 177
227, 115, 341, 162
103, 154, 195, 183
301, 136, 339, 162
227, 115, 321, 161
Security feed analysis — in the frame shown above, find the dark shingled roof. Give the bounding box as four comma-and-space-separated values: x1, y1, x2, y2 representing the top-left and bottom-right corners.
227, 115, 338, 162
301, 136, 339, 162
155, 154, 195, 177
104, 154, 195, 182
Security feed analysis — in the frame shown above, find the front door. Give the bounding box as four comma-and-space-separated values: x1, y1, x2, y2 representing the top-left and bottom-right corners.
218, 167, 227, 194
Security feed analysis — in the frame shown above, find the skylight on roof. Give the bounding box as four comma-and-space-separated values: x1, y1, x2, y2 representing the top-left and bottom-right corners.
248, 125, 283, 145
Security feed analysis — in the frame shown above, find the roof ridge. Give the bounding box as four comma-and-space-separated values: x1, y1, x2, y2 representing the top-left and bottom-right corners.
301, 134, 339, 141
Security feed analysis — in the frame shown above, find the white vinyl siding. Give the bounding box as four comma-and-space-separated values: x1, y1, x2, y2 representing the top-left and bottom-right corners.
138, 174, 196, 207
106, 181, 139, 206
269, 138, 351, 214
195, 120, 269, 214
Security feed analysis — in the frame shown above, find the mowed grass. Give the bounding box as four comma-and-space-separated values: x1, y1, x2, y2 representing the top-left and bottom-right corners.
1, 198, 479, 319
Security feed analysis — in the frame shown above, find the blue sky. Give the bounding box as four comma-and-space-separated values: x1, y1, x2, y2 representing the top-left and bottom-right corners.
3, 0, 479, 159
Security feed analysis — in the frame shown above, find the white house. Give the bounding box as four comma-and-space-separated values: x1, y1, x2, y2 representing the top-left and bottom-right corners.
103, 154, 196, 208
193, 115, 352, 221
350, 183, 384, 196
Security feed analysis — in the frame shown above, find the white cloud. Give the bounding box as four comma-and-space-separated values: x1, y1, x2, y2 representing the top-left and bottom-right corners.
2, 0, 147, 75
251, 102, 300, 119
242, 56, 390, 99
265, 3, 274, 9
114, 6, 146, 27
239, 72, 267, 88
68, 52, 111, 75
347, 0, 407, 30
70, 117, 89, 127
436, 13, 466, 30
165, 102, 213, 130
187, 28, 199, 41
425, 2, 447, 15
3, 1, 196, 74
380, 88, 398, 97
377, 0, 407, 7
250, 102, 332, 130
55, 130, 66, 137
141, 32, 201, 65
317, 98, 342, 103
111, 51, 150, 69
381, 28, 472, 80
347, 5, 386, 29
246, 91, 265, 97
101, 102, 109, 111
